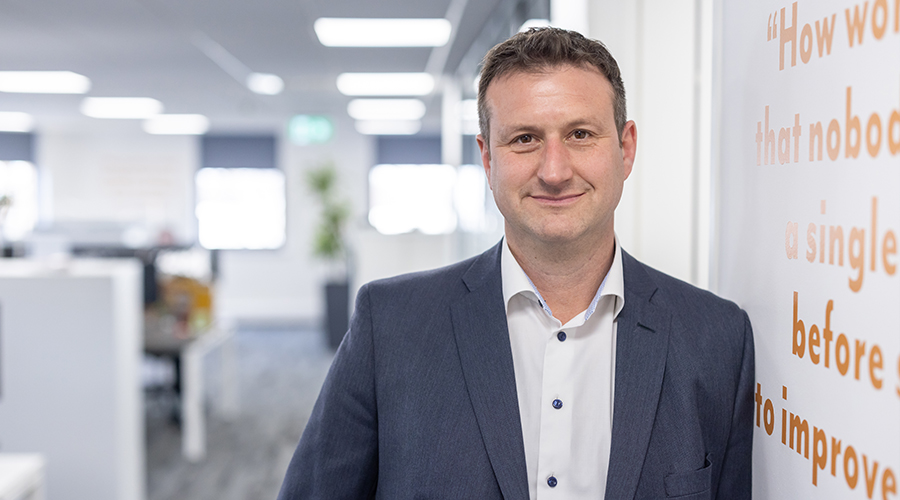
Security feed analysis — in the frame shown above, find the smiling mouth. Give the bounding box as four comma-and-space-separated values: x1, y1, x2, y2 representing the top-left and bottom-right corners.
530, 193, 583, 206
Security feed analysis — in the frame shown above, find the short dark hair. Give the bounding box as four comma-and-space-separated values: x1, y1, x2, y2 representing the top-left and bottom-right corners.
477, 27, 627, 146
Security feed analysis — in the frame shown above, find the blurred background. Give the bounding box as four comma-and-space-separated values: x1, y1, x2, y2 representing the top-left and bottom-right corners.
0, 0, 714, 498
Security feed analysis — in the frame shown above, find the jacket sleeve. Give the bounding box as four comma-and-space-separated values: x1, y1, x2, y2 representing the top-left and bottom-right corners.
277, 284, 379, 499
715, 310, 755, 499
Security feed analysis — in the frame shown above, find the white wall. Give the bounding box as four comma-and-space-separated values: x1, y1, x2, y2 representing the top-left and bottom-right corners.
37, 120, 197, 244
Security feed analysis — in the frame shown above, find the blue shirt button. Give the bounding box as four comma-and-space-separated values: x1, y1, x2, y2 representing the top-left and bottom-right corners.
557, 331, 566, 342
547, 476, 558, 487
552, 399, 563, 409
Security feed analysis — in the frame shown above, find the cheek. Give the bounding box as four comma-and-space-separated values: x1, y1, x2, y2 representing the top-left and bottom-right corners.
488, 168, 524, 213
489, 162, 513, 192
584, 153, 625, 188
490, 172, 513, 203
602, 167, 627, 206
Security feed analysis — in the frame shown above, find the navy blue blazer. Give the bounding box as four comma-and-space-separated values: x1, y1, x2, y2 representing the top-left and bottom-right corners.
278, 242, 754, 499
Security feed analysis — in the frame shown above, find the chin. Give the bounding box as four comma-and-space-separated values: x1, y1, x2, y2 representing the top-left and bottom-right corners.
532, 227, 586, 245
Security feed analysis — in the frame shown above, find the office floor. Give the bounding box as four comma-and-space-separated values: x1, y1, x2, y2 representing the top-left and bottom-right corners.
145, 326, 334, 500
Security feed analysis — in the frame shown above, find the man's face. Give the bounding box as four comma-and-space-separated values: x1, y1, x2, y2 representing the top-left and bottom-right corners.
477, 64, 637, 250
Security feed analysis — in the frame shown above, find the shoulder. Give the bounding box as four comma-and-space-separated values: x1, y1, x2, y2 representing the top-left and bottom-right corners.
623, 252, 753, 387
359, 242, 500, 308
624, 252, 748, 329
367, 255, 475, 292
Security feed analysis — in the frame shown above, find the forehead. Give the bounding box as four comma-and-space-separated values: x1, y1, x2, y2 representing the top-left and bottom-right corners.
483, 64, 615, 118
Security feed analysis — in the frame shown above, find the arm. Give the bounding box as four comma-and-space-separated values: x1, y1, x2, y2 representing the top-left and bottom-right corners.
277, 284, 379, 500
715, 310, 755, 499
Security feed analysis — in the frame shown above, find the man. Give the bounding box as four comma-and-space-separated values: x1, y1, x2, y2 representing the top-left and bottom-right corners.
279, 27, 754, 499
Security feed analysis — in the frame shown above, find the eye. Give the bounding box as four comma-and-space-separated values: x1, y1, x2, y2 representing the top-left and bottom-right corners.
515, 134, 533, 144
572, 129, 589, 140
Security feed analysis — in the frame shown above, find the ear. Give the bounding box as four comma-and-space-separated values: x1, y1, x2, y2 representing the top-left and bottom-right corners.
620, 120, 637, 181
476, 134, 493, 190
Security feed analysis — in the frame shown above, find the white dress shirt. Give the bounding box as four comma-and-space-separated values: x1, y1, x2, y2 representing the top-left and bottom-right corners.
501, 237, 626, 500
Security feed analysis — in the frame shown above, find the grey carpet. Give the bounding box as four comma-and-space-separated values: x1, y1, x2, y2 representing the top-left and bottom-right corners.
145, 327, 334, 500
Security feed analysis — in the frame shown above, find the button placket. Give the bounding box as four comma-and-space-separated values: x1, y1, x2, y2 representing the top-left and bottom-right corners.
537, 320, 574, 496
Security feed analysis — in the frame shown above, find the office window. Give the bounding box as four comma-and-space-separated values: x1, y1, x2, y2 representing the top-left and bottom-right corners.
197, 135, 284, 250
368, 164, 487, 235
369, 136, 489, 236
454, 164, 487, 232
0, 160, 38, 241
195, 167, 285, 249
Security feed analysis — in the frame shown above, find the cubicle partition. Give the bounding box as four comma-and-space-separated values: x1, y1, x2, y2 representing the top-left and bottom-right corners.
0, 258, 145, 500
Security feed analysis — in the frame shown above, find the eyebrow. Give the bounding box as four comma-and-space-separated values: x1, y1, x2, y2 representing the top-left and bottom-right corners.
495, 117, 610, 138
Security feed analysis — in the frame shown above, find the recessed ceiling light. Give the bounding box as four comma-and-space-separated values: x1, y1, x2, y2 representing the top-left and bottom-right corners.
80, 97, 163, 119
347, 99, 426, 121
0, 112, 35, 132
518, 19, 551, 32
337, 73, 435, 96
143, 114, 210, 135
0, 71, 91, 94
314, 18, 452, 47
355, 120, 422, 135
246, 73, 284, 95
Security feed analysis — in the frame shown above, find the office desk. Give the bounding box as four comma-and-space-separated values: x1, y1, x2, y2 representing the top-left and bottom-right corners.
144, 317, 238, 462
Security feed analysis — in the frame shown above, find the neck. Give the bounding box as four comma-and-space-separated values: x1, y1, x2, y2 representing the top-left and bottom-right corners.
506, 228, 616, 324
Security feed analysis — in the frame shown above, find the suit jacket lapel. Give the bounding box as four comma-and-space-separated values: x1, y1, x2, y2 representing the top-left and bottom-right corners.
451, 242, 529, 500
605, 251, 671, 499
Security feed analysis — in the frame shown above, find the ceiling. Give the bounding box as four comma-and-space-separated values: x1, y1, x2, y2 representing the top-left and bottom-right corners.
0, 0, 527, 135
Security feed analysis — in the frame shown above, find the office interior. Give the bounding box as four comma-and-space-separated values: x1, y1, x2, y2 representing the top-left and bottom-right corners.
0, 0, 717, 498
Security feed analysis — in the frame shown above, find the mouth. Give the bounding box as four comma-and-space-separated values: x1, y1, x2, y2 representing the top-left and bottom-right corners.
529, 193, 584, 206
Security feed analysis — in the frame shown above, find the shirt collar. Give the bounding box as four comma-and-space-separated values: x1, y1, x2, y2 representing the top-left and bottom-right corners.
500, 235, 626, 322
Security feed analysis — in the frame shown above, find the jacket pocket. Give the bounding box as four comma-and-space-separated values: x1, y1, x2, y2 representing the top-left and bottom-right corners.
664, 454, 712, 498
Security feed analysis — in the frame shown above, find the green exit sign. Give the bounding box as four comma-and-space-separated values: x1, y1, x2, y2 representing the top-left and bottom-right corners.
288, 115, 334, 145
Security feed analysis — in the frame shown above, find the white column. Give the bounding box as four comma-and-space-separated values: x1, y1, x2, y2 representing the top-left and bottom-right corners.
587, 0, 711, 288
441, 78, 462, 167
551, 0, 590, 34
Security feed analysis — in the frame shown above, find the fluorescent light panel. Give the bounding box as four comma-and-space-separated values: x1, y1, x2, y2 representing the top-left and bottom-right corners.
81, 97, 163, 119
0, 112, 35, 132
0, 71, 91, 94
355, 120, 421, 135
143, 114, 209, 135
314, 18, 452, 47
347, 99, 426, 121
246, 72, 284, 95
337, 73, 434, 96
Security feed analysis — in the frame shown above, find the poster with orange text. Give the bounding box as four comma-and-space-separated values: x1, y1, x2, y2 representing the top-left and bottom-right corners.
717, 0, 900, 498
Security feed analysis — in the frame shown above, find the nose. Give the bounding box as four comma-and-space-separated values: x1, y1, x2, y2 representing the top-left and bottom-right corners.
536, 136, 574, 187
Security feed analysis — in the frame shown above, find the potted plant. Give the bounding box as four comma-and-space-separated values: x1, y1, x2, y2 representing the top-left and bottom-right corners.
306, 162, 352, 349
